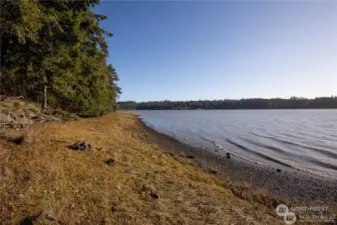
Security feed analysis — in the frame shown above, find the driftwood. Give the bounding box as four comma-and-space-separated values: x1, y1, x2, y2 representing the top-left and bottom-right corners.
0, 123, 28, 129
0, 95, 24, 101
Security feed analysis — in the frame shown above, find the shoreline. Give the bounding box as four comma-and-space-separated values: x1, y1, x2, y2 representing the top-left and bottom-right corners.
1, 112, 288, 224
1, 112, 336, 224
135, 114, 337, 207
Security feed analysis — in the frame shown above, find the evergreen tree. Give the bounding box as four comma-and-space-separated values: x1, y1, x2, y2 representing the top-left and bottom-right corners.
0, 0, 121, 116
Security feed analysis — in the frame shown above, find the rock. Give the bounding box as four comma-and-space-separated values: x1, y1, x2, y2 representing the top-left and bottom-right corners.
276, 169, 282, 173
68, 141, 91, 151
186, 155, 195, 159
111, 203, 120, 212
106, 148, 113, 154
105, 159, 116, 166
7, 135, 24, 144
208, 169, 217, 174
96, 147, 102, 151
150, 192, 160, 199
19, 209, 60, 225
226, 152, 231, 159
35, 209, 58, 222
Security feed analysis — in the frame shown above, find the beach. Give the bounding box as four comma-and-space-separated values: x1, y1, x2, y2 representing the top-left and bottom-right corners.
138, 114, 337, 206
0, 112, 336, 224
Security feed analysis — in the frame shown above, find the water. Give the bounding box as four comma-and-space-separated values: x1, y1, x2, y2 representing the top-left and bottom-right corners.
127, 109, 337, 179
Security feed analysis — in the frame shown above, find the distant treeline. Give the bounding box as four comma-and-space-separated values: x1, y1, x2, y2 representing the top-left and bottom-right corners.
118, 97, 337, 110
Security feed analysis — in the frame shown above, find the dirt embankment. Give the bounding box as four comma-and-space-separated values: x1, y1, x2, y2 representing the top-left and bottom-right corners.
0, 100, 60, 130
0, 112, 290, 225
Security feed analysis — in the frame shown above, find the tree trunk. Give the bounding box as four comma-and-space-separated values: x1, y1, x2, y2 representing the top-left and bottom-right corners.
43, 85, 47, 111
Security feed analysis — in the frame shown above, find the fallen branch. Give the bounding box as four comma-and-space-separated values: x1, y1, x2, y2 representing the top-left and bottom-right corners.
5, 96, 24, 100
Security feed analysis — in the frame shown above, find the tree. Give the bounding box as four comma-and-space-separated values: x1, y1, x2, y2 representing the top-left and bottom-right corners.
0, 0, 121, 116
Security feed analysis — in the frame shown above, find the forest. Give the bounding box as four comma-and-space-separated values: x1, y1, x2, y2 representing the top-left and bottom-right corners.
118, 97, 337, 110
0, 0, 121, 116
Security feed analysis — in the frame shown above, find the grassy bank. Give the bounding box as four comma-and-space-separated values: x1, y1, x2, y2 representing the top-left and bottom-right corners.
0, 112, 292, 224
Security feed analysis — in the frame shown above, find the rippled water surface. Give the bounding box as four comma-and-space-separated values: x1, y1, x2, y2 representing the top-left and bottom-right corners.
129, 110, 337, 179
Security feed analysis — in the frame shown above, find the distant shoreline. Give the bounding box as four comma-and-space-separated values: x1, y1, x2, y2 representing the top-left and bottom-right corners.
135, 114, 337, 206
118, 97, 337, 110
121, 108, 337, 110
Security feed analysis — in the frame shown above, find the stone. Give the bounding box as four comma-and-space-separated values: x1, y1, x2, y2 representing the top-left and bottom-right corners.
276, 169, 282, 173
35, 209, 58, 222
68, 141, 91, 151
111, 203, 120, 212
150, 192, 160, 199
96, 147, 103, 151
105, 159, 116, 166
186, 155, 195, 159
226, 152, 231, 159
208, 169, 217, 174
19, 209, 60, 225
7, 135, 24, 144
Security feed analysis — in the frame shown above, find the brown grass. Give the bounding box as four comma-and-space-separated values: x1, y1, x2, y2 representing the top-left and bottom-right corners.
0, 112, 285, 224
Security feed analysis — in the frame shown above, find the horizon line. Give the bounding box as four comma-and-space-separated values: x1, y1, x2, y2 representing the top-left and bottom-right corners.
118, 95, 337, 103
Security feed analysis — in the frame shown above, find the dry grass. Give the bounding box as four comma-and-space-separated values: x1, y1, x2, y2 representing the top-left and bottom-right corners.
0, 112, 284, 224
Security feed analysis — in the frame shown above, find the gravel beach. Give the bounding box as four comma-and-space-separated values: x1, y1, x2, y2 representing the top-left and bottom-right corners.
138, 116, 337, 207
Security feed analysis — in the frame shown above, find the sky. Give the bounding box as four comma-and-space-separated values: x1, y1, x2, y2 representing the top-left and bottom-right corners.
94, 1, 337, 102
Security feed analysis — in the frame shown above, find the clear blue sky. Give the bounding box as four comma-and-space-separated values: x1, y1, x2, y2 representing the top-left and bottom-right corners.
94, 1, 337, 102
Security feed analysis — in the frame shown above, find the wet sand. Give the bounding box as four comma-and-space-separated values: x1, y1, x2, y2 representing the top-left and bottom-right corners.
136, 116, 337, 207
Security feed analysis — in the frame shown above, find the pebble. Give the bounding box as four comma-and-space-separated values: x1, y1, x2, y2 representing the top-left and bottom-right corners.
226, 152, 231, 159
150, 192, 159, 199
105, 159, 116, 166
208, 169, 217, 174
68, 141, 91, 151
111, 203, 120, 212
